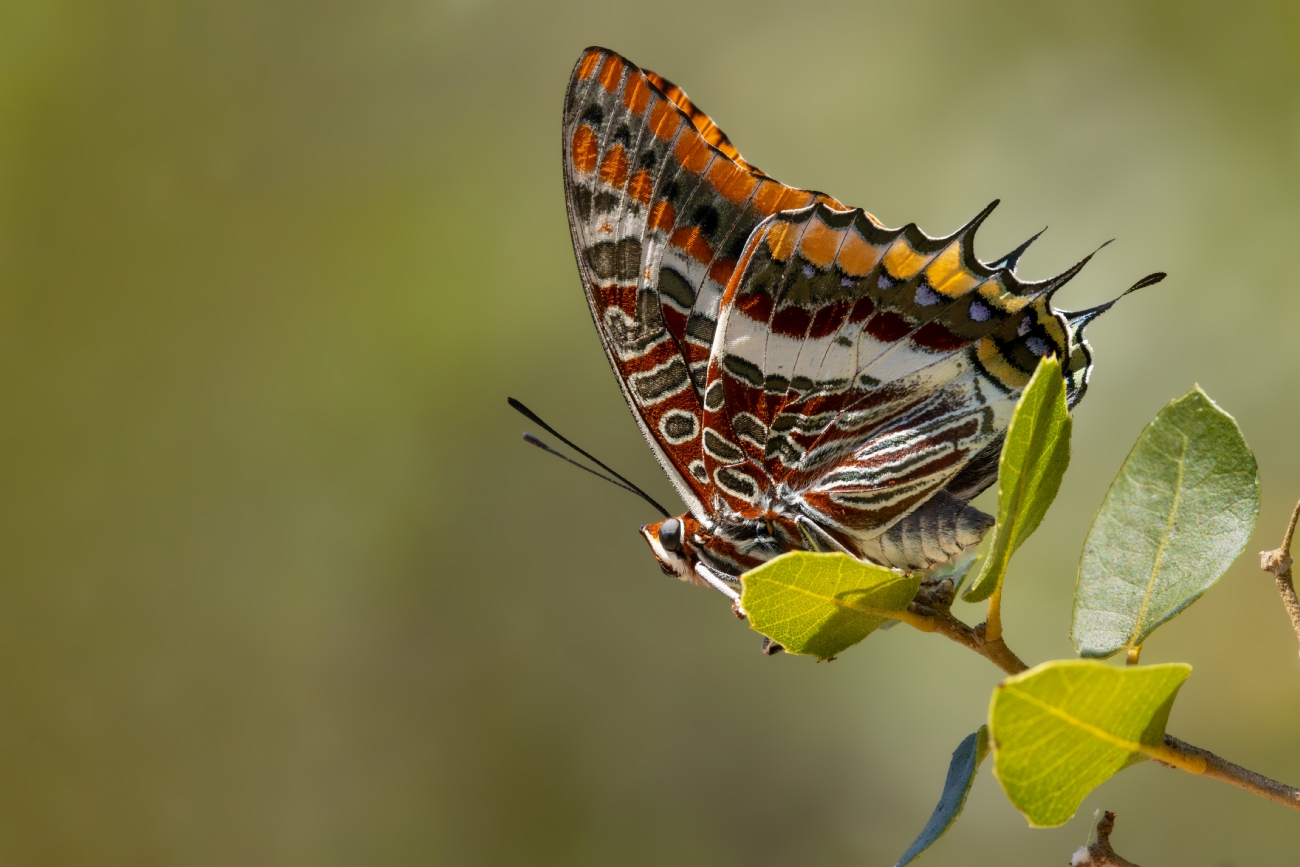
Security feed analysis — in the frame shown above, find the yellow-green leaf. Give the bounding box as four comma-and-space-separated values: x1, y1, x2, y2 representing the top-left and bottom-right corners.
989, 660, 1191, 828
740, 552, 921, 660
895, 726, 990, 866
1071, 388, 1259, 658
963, 356, 1072, 602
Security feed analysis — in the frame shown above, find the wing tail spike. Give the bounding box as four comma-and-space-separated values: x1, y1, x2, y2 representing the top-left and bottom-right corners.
955, 198, 1000, 245
1031, 238, 1115, 302
963, 198, 1001, 235
988, 226, 1047, 272
1065, 270, 1167, 327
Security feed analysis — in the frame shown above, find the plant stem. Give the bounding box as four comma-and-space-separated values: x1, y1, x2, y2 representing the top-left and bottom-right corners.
1073, 811, 1141, 867
908, 603, 1027, 674
1260, 498, 1300, 653
910, 604, 1300, 814
1161, 735, 1300, 812
985, 584, 1004, 643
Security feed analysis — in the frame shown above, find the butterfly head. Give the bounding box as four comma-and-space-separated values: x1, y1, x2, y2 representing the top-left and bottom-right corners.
640, 515, 707, 585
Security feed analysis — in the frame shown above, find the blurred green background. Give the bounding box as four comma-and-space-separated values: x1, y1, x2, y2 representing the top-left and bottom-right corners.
2, 0, 1300, 863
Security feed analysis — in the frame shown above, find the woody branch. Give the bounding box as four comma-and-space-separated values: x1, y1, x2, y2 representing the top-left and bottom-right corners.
1260, 498, 1300, 654
907, 577, 1300, 814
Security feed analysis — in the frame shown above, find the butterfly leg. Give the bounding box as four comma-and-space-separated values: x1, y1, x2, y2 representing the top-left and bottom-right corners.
695, 562, 787, 654
693, 562, 746, 618
794, 515, 858, 558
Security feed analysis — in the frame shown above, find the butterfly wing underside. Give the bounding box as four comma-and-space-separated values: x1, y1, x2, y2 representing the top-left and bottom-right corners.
562, 46, 842, 520
702, 203, 1095, 565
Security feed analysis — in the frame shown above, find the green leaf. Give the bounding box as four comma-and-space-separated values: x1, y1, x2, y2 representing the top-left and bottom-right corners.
740, 552, 921, 659
963, 356, 1072, 602
895, 726, 990, 867
1071, 387, 1259, 658
989, 660, 1191, 828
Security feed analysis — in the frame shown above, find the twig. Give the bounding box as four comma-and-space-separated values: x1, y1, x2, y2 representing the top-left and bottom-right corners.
1071, 811, 1141, 867
1260, 498, 1300, 654
909, 598, 1300, 814
985, 584, 1004, 643
1161, 735, 1300, 812
907, 581, 1027, 675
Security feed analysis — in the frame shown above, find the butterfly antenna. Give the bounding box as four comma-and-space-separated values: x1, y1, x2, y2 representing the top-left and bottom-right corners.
509, 397, 672, 519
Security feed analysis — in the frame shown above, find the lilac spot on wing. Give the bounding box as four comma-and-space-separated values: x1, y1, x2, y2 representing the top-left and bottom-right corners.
914, 283, 941, 307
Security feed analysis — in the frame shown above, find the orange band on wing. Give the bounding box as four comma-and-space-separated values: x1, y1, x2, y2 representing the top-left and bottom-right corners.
674, 134, 712, 175
599, 55, 624, 92
572, 126, 598, 174
708, 160, 759, 205
628, 169, 654, 205
576, 50, 601, 80
599, 144, 628, 188
622, 76, 651, 115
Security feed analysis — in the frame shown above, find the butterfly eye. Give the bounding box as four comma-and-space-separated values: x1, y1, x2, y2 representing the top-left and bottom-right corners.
659, 518, 684, 553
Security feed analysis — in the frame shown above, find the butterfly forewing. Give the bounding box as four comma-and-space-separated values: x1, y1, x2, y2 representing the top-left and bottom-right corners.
563, 47, 840, 520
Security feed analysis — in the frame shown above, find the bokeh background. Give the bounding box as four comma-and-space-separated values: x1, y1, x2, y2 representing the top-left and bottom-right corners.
3, 0, 1300, 863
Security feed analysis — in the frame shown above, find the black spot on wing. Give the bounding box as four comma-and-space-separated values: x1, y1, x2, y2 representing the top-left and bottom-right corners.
659, 267, 696, 310
587, 238, 643, 281
692, 205, 720, 239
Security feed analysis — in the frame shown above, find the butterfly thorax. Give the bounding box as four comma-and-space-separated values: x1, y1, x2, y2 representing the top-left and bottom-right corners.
641, 500, 819, 586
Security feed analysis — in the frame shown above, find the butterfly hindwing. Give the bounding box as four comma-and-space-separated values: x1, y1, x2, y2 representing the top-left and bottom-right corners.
705, 202, 1089, 558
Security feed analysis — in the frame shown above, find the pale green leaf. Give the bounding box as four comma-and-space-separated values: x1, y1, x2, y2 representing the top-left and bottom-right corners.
740, 552, 921, 659
964, 356, 1072, 602
989, 660, 1191, 828
895, 726, 990, 867
1071, 387, 1259, 658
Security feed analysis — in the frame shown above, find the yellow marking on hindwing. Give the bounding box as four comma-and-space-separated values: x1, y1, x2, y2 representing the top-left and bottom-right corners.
766, 222, 798, 262
926, 244, 981, 297
882, 239, 929, 280
1035, 301, 1069, 354
798, 217, 840, 268
836, 228, 882, 277
978, 277, 1029, 313
977, 338, 1031, 388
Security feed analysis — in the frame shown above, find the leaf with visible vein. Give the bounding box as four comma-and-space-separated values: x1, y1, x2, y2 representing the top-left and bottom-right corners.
989, 660, 1191, 828
1071, 387, 1259, 658
740, 552, 921, 660
895, 726, 990, 866
964, 355, 1072, 602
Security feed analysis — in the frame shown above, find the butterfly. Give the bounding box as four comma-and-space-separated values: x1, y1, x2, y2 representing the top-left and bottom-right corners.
555, 46, 1162, 617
